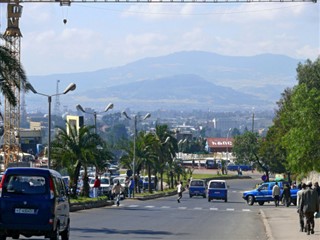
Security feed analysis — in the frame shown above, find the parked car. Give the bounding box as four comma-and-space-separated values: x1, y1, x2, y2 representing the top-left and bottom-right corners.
143, 176, 155, 190
189, 179, 206, 198
227, 163, 253, 172
0, 167, 70, 240
205, 159, 218, 169
242, 181, 298, 206
207, 179, 228, 202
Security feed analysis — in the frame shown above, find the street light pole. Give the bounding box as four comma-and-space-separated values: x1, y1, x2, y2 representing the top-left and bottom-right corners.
226, 128, 232, 161
76, 103, 114, 134
27, 82, 76, 169
122, 111, 151, 198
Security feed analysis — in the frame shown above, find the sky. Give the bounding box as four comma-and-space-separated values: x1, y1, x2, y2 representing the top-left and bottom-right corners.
0, 1, 319, 76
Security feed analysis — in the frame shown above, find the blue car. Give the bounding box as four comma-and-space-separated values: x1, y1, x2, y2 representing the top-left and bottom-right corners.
207, 180, 228, 202
189, 179, 206, 198
0, 167, 70, 240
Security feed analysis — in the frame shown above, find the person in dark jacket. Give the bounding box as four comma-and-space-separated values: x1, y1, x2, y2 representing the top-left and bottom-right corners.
300, 181, 320, 235
282, 183, 291, 207
314, 182, 320, 210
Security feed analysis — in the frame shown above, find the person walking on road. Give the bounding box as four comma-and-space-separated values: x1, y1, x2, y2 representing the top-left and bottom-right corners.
297, 183, 307, 232
93, 176, 101, 198
272, 182, 280, 207
128, 177, 135, 198
314, 182, 320, 210
300, 181, 320, 235
177, 181, 183, 203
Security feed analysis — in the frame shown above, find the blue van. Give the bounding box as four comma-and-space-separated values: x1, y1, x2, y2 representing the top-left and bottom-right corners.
207, 179, 228, 202
189, 179, 206, 198
0, 167, 70, 240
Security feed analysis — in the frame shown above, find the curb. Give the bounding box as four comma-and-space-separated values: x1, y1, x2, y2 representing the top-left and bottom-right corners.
259, 209, 274, 240
70, 200, 114, 212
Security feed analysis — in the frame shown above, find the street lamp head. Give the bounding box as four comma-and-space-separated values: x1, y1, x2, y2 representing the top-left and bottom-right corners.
76, 104, 85, 113
105, 103, 114, 112
26, 82, 37, 94
63, 83, 76, 94
163, 136, 170, 144
143, 113, 151, 120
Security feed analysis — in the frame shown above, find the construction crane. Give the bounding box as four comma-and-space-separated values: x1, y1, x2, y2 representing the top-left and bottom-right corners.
0, 0, 317, 169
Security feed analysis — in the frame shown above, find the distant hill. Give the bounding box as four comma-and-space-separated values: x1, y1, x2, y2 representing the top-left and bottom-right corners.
26, 51, 303, 112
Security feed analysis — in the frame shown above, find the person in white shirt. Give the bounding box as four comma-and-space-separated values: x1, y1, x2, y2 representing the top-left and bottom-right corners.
272, 182, 280, 207
177, 181, 183, 203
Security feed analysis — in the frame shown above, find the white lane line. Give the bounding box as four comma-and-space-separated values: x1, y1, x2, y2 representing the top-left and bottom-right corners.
145, 206, 155, 208
194, 207, 203, 210
242, 209, 251, 212
226, 208, 235, 211
210, 208, 218, 211
178, 207, 187, 210
128, 205, 139, 208
161, 206, 170, 209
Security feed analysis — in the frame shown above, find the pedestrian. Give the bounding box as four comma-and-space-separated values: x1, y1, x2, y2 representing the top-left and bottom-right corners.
272, 182, 280, 207
177, 181, 183, 203
128, 177, 135, 198
297, 183, 307, 232
93, 176, 101, 198
186, 179, 190, 190
282, 183, 291, 207
314, 182, 320, 210
112, 181, 124, 206
300, 181, 320, 235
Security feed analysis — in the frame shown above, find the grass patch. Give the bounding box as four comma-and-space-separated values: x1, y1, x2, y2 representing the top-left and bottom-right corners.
70, 196, 109, 204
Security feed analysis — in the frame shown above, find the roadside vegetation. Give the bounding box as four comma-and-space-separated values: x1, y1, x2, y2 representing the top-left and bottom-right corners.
232, 57, 320, 181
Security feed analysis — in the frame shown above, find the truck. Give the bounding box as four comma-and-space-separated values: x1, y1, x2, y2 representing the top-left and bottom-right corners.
242, 181, 298, 206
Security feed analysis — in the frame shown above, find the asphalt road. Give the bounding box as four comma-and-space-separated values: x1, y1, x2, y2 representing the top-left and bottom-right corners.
11, 177, 274, 240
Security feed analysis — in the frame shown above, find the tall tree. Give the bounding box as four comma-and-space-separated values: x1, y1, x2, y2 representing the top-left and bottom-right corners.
232, 131, 270, 180
0, 34, 28, 106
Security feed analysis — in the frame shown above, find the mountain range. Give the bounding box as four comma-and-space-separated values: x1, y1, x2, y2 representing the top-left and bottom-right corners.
26, 51, 303, 112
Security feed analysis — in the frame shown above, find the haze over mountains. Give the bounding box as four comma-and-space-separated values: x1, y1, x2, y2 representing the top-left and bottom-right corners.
26, 51, 303, 112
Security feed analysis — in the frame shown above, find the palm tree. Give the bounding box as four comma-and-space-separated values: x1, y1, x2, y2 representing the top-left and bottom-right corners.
51, 123, 106, 197
0, 34, 28, 106
137, 132, 159, 193
154, 124, 178, 190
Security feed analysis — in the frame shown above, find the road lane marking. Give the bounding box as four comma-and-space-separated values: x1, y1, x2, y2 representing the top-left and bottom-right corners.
178, 207, 187, 210
226, 208, 235, 211
210, 208, 218, 211
145, 206, 155, 208
242, 209, 251, 212
161, 206, 170, 209
128, 205, 139, 208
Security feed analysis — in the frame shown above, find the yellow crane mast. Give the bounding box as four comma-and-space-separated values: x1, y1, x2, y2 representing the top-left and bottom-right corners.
0, 0, 317, 169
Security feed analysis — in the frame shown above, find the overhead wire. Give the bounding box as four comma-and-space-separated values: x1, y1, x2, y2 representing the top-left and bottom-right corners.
71, 3, 309, 16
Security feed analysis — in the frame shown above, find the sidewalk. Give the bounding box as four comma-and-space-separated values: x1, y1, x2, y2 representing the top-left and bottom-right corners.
261, 207, 320, 240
